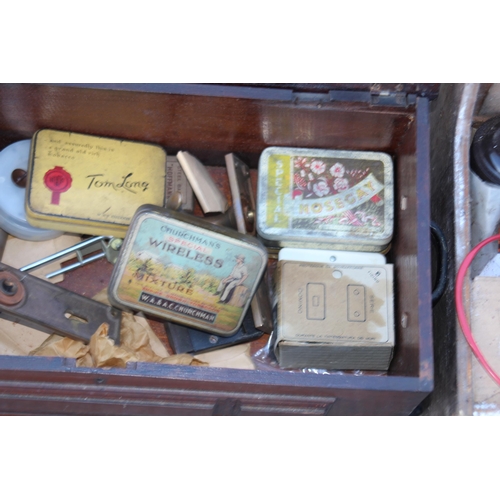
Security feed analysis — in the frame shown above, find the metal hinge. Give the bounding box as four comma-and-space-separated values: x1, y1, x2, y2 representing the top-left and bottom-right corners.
328, 84, 417, 107
370, 90, 417, 107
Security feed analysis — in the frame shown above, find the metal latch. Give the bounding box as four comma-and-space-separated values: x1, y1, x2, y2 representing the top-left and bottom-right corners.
0, 262, 121, 344
370, 90, 417, 107
328, 84, 417, 107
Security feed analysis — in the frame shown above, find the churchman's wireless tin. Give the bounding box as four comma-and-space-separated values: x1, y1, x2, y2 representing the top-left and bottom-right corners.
108, 204, 268, 336
256, 147, 394, 252
25, 129, 168, 237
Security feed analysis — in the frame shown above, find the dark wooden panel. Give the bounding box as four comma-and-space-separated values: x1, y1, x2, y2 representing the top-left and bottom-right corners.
0, 84, 413, 167
390, 98, 433, 382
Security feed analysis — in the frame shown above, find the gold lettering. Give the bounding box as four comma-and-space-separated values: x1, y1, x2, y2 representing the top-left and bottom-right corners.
312, 203, 322, 214
345, 194, 357, 205
335, 198, 345, 209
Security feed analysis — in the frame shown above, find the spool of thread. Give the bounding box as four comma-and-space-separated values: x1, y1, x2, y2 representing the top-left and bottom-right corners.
0, 140, 63, 241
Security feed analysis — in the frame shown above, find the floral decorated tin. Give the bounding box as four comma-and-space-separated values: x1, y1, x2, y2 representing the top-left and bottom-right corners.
108, 205, 268, 336
25, 129, 168, 237
256, 147, 394, 252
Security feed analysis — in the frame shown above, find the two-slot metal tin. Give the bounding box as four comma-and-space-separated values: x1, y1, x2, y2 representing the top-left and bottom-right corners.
25, 129, 169, 237
256, 147, 394, 252
108, 205, 268, 336
275, 259, 395, 371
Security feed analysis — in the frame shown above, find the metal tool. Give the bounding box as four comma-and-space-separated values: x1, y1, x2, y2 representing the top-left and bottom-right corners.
225, 153, 273, 334
225, 153, 256, 235
0, 262, 121, 344
20, 235, 123, 279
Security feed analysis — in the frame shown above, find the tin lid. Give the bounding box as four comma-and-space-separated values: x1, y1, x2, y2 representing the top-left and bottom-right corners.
108, 204, 268, 336
256, 147, 394, 249
25, 129, 168, 237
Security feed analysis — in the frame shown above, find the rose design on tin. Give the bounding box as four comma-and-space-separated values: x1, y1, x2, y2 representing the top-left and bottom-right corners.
294, 157, 310, 170
293, 172, 307, 189
333, 177, 349, 192
310, 159, 326, 175
43, 166, 72, 205
330, 162, 345, 177
312, 179, 330, 197
289, 155, 386, 230
292, 156, 375, 200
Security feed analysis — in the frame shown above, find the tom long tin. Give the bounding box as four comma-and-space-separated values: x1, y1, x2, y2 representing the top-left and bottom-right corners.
256, 147, 394, 252
25, 129, 168, 237
108, 205, 268, 336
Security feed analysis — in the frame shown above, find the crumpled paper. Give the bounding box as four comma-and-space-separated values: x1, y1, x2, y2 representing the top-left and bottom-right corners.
195, 343, 255, 370
23, 283, 255, 370
30, 312, 206, 368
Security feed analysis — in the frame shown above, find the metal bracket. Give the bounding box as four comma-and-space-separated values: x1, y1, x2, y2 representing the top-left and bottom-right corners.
20, 235, 123, 279
0, 262, 121, 344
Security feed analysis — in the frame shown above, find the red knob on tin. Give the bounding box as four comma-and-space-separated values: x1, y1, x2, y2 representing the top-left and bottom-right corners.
43, 166, 72, 205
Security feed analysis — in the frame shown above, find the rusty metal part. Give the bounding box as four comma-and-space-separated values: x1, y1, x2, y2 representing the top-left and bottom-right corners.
0, 263, 121, 344
0, 270, 25, 305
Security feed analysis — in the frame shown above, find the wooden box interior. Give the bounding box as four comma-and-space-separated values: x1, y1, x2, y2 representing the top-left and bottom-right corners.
0, 84, 432, 415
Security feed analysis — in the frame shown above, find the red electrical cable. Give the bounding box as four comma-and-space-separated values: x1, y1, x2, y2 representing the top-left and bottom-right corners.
455, 234, 500, 386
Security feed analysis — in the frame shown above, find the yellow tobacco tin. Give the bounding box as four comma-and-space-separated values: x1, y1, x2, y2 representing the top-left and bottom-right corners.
25, 129, 168, 237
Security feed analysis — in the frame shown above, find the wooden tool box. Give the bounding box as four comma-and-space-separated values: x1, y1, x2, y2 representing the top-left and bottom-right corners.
0, 83, 436, 415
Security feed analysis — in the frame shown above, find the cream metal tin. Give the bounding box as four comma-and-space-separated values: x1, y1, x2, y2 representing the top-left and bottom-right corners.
108, 205, 268, 336
275, 260, 395, 371
25, 129, 168, 237
257, 147, 394, 252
